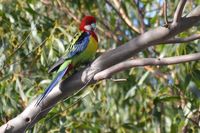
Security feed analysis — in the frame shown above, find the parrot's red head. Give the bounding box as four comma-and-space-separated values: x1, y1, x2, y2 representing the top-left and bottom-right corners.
80, 16, 96, 32
80, 16, 98, 42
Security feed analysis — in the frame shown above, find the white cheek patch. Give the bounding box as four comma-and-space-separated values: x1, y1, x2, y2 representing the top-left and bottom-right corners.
84, 25, 92, 31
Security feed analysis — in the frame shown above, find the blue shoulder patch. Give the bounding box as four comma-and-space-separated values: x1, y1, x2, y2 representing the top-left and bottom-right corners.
67, 32, 90, 58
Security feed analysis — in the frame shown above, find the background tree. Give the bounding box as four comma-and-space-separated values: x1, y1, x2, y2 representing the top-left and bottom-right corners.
0, 0, 200, 132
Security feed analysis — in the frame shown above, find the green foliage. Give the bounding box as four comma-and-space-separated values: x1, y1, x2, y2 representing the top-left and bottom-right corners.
0, 0, 200, 132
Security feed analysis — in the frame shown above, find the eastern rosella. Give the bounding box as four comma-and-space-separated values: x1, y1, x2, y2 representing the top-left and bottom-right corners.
36, 16, 98, 106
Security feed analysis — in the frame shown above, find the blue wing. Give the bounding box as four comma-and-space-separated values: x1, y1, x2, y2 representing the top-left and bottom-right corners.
48, 32, 90, 73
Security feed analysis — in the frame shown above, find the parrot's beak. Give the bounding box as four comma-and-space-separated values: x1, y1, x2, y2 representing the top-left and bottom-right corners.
92, 27, 96, 31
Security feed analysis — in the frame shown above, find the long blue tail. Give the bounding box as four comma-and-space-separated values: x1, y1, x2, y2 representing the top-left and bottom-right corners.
35, 67, 68, 106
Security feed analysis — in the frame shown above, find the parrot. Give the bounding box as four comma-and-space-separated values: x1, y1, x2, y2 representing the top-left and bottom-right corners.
35, 16, 98, 106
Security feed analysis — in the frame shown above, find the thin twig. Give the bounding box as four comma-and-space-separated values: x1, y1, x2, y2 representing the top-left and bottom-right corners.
106, 0, 140, 34
110, 78, 127, 82
132, 0, 146, 33
163, 0, 169, 26
8, 32, 31, 59
173, 0, 187, 24
163, 34, 200, 44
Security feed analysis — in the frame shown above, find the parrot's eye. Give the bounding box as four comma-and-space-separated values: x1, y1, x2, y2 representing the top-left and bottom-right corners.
91, 23, 96, 29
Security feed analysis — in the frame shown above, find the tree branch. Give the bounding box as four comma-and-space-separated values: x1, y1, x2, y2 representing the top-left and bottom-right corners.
132, 0, 146, 33
163, 34, 200, 44
94, 52, 200, 80
106, 0, 141, 34
173, 0, 187, 24
1, 4, 200, 133
164, 0, 169, 25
